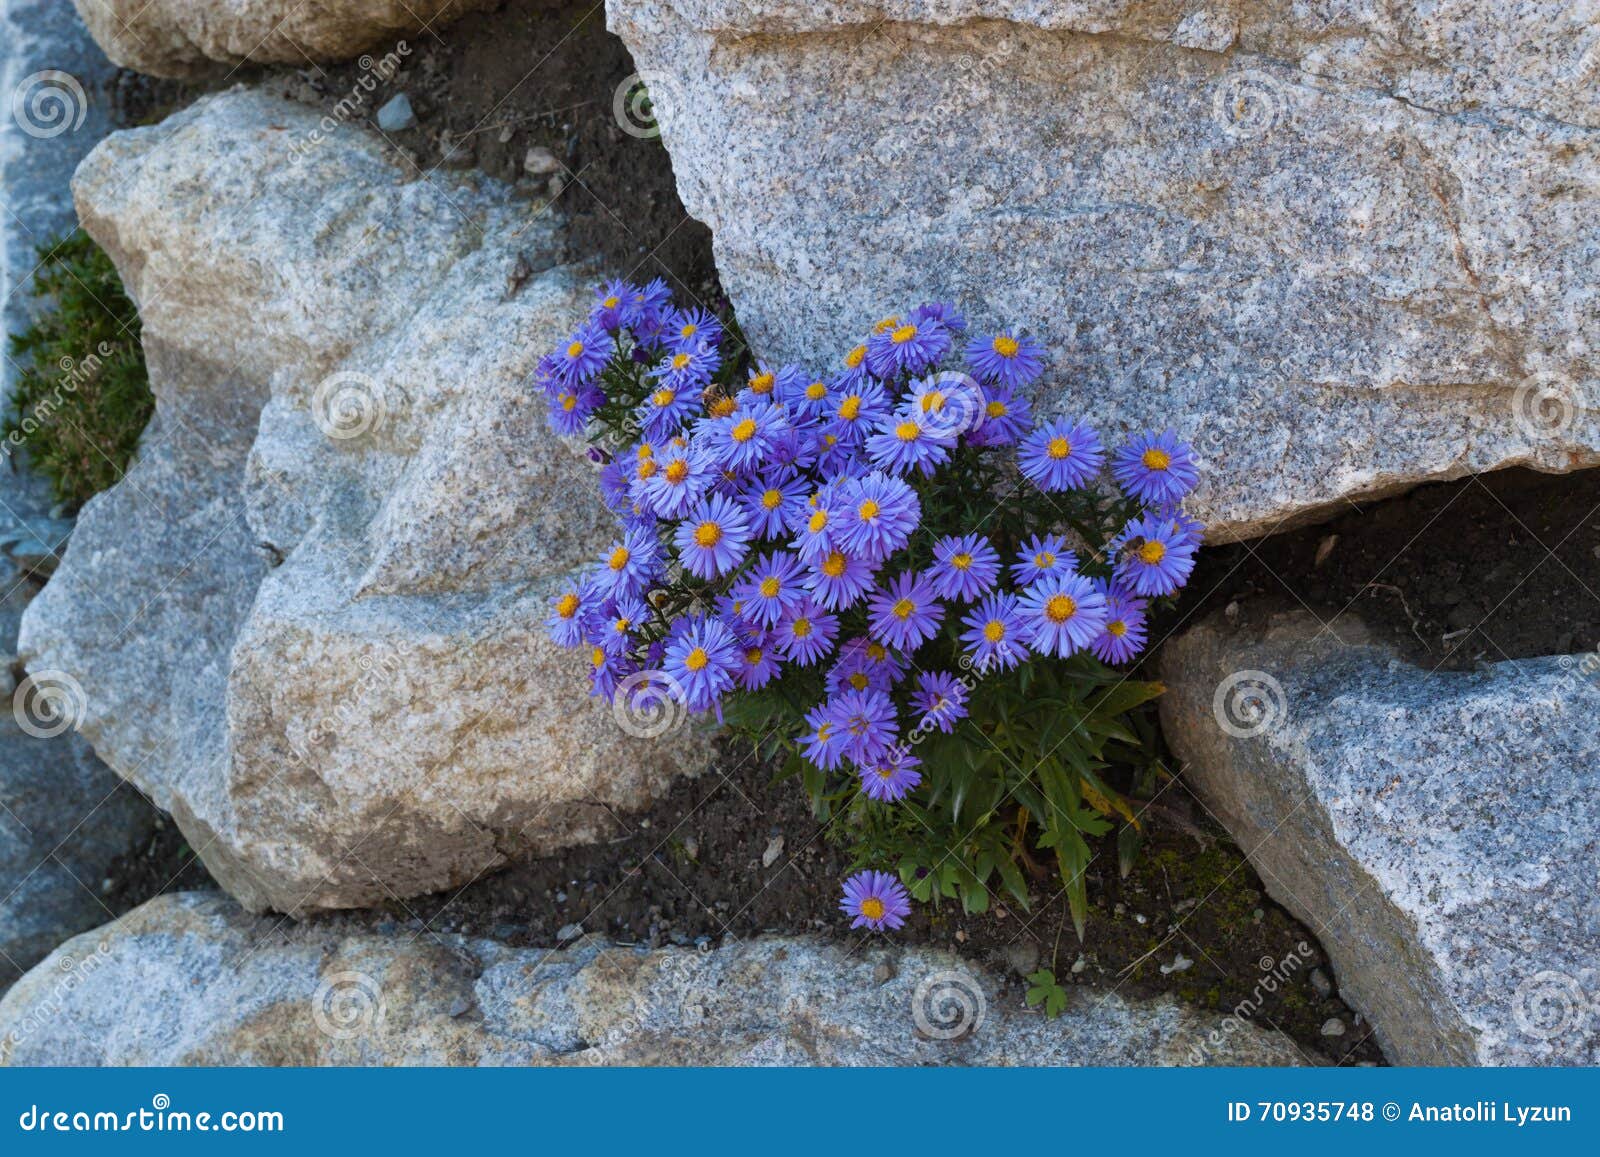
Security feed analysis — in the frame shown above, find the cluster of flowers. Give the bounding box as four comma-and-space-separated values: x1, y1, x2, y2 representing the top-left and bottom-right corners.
538, 278, 1201, 933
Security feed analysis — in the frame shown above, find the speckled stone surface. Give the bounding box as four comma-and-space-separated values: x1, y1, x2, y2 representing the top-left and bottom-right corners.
1160, 611, 1600, 1065
72, 0, 498, 78
0, 892, 1309, 1065
18, 88, 709, 915
607, 0, 1600, 540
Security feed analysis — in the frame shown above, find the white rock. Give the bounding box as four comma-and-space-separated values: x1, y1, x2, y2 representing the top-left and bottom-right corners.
73, 0, 496, 78
1161, 612, 1600, 1065
606, 0, 1600, 540
375, 93, 416, 133
0, 892, 1310, 1065
19, 88, 710, 915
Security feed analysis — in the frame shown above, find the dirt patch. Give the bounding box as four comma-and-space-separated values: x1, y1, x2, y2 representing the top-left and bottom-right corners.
1182, 466, 1600, 668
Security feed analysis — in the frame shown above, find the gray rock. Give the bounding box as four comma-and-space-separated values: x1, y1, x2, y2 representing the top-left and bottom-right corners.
19, 88, 710, 915
374, 93, 415, 133
0, 892, 1309, 1065
522, 146, 561, 176
1161, 612, 1600, 1065
606, 0, 1600, 541
72, 0, 497, 78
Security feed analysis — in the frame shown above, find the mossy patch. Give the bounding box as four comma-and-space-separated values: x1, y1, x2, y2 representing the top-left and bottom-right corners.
4, 231, 152, 509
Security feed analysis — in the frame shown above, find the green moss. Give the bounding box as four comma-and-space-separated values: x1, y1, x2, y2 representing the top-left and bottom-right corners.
4, 231, 152, 508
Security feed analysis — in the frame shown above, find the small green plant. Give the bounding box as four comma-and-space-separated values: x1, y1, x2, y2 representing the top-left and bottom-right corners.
4, 230, 151, 507
1025, 968, 1069, 1019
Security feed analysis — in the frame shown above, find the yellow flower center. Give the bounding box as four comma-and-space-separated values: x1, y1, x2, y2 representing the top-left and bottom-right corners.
759, 576, 782, 598
848, 672, 869, 691
615, 617, 631, 633
1046, 436, 1072, 459
952, 552, 973, 570
762, 488, 783, 510
637, 460, 659, 480
603, 295, 620, 309
637, 443, 655, 460
986, 400, 1007, 419
652, 388, 676, 408
816, 721, 833, 741
891, 597, 916, 620
873, 316, 900, 335
1142, 447, 1172, 471
680, 323, 698, 339
983, 620, 1006, 642
749, 371, 775, 394
920, 390, 947, 413
821, 551, 847, 578
1107, 620, 1128, 637
808, 510, 829, 533
993, 334, 1020, 358
567, 340, 585, 359
890, 323, 918, 345
694, 522, 723, 548
1137, 540, 1167, 565
665, 459, 690, 484
1045, 595, 1077, 623
806, 381, 828, 401
731, 418, 758, 443
684, 647, 709, 672
895, 420, 921, 442
608, 547, 631, 571
745, 647, 764, 666
1034, 551, 1055, 569
858, 499, 881, 521
556, 593, 580, 618
792, 618, 812, 638
859, 897, 886, 920
559, 394, 578, 412
591, 646, 606, 668
671, 353, 692, 370
845, 345, 867, 368
866, 643, 887, 661
708, 396, 736, 418
838, 396, 862, 420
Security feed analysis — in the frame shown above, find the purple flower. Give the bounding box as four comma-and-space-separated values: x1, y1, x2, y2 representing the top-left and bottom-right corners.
1109, 514, 1198, 597
1112, 430, 1200, 506
804, 547, 877, 611
623, 278, 672, 330
547, 384, 603, 436
961, 595, 1028, 672
638, 373, 709, 440
1090, 588, 1149, 664
824, 380, 890, 448
969, 383, 1032, 447
1018, 418, 1105, 492
789, 489, 841, 565
904, 372, 984, 442
857, 747, 923, 803
965, 329, 1045, 389
1010, 532, 1078, 587
832, 471, 920, 562
591, 278, 635, 330
801, 702, 848, 771
929, 533, 1001, 601
774, 598, 839, 666
910, 301, 967, 333
555, 321, 613, 386
742, 361, 805, 405
866, 569, 945, 653
783, 374, 835, 418
840, 870, 911, 931
593, 524, 661, 598
827, 637, 905, 694
865, 317, 951, 379
594, 594, 649, 656
635, 444, 714, 519
662, 614, 742, 712
665, 306, 724, 352
733, 640, 782, 691
1017, 572, 1108, 658
739, 472, 810, 539
828, 687, 900, 765
674, 493, 752, 580
864, 407, 957, 477
733, 551, 809, 628
546, 578, 596, 648
911, 671, 969, 734
699, 399, 785, 474
831, 341, 875, 392
586, 643, 630, 699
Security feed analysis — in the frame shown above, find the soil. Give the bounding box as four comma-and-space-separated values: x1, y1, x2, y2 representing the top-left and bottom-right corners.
1182, 466, 1600, 669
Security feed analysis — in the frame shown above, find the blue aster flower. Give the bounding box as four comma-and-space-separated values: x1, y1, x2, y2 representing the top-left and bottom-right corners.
635, 443, 714, 519
1090, 586, 1149, 665
960, 592, 1030, 672
929, 533, 1001, 601
824, 379, 890, 448
865, 317, 951, 379
827, 686, 900, 766
594, 594, 650, 656
910, 301, 967, 333
1017, 418, 1105, 492
586, 643, 632, 699
831, 341, 875, 392
590, 278, 636, 331
904, 371, 985, 442
662, 614, 742, 712
800, 701, 848, 772
782, 374, 836, 418
965, 329, 1045, 389
866, 569, 944, 653
804, 546, 877, 611
593, 524, 662, 598
857, 747, 924, 803
733, 640, 782, 691
774, 598, 839, 666
698, 398, 785, 474
840, 870, 911, 931
733, 551, 809, 628
864, 407, 957, 478
623, 277, 672, 331
674, 492, 752, 580
1112, 430, 1200, 506
554, 321, 613, 386
742, 361, 805, 405
739, 472, 810, 539
1010, 532, 1078, 587
788, 486, 843, 565
827, 637, 906, 694
546, 384, 603, 436
664, 306, 724, 352
1109, 514, 1198, 597
911, 671, 970, 734
546, 578, 598, 648
832, 471, 920, 562
969, 383, 1032, 447
1017, 572, 1108, 658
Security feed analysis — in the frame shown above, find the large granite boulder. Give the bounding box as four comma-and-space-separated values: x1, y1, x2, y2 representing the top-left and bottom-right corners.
1161, 612, 1600, 1065
73, 0, 496, 78
0, 892, 1308, 1065
18, 87, 709, 915
607, 0, 1600, 540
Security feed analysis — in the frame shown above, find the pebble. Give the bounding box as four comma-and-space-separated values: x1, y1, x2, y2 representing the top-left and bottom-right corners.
556, 922, 583, 942
872, 961, 895, 985
1070, 954, 1088, 975
1159, 952, 1194, 975
1310, 967, 1333, 999
761, 834, 785, 868
523, 146, 562, 176
682, 835, 699, 861
375, 93, 416, 133
1320, 1017, 1346, 1037
546, 174, 565, 198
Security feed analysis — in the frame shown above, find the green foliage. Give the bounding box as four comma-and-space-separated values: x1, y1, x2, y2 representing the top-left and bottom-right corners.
1025, 969, 1069, 1019
4, 231, 151, 507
